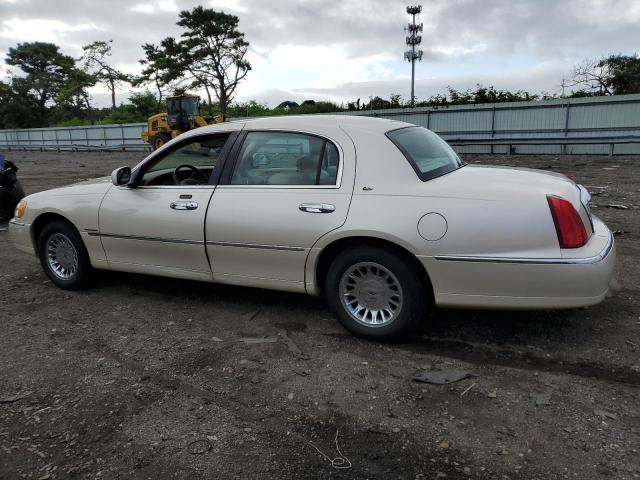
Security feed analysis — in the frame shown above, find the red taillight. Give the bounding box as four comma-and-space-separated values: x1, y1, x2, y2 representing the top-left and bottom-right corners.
546, 195, 587, 248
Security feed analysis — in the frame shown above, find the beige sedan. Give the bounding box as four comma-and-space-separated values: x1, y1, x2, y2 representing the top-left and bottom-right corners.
9, 115, 616, 338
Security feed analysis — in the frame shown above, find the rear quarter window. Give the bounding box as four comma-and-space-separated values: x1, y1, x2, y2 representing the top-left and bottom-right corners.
386, 126, 463, 181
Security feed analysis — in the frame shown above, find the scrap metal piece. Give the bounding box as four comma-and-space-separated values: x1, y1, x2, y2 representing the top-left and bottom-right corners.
413, 369, 478, 385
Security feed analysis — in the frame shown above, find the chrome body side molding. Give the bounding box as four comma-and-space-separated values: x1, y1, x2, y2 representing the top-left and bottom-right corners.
435, 231, 613, 265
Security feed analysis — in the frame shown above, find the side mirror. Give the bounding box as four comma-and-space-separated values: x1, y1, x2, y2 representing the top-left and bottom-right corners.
111, 166, 132, 186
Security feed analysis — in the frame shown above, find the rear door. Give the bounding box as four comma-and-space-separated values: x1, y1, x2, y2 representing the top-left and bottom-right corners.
205, 127, 355, 292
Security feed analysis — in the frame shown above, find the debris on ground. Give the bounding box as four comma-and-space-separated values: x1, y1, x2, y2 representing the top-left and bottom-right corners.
239, 337, 278, 344
592, 203, 629, 209
186, 439, 212, 455
280, 330, 306, 358
532, 392, 551, 406
308, 430, 352, 470
0, 390, 33, 404
594, 409, 618, 420
243, 309, 262, 321
487, 390, 498, 399
413, 369, 479, 385
460, 382, 476, 397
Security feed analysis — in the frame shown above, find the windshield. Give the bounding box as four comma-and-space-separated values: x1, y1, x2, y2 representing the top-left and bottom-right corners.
181, 97, 198, 116
166, 97, 199, 116
386, 126, 463, 181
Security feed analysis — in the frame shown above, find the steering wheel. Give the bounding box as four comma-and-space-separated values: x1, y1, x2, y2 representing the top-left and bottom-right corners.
173, 164, 209, 185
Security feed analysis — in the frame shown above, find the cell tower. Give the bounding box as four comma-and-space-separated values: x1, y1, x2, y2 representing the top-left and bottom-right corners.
404, 5, 423, 107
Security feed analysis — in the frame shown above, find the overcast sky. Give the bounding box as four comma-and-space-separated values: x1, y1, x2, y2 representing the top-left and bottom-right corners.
0, 0, 638, 107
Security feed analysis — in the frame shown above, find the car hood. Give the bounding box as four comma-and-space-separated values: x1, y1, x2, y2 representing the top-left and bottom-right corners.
72, 175, 112, 186
25, 176, 112, 203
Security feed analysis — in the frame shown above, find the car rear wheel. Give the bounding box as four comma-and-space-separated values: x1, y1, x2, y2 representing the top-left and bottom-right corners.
325, 245, 427, 339
38, 220, 93, 289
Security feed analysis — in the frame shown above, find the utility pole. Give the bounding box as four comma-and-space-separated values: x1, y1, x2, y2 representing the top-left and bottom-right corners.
404, 5, 423, 107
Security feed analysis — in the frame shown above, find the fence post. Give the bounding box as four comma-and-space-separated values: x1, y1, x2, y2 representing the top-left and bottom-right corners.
562, 102, 571, 155
490, 106, 496, 155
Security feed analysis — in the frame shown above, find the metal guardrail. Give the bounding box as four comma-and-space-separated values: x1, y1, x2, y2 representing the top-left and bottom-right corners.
0, 143, 151, 152
1, 94, 639, 154
2, 136, 636, 156
0, 123, 148, 152
445, 135, 640, 156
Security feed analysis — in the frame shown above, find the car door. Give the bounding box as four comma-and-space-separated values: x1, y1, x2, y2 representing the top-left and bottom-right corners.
205, 128, 356, 292
98, 131, 236, 281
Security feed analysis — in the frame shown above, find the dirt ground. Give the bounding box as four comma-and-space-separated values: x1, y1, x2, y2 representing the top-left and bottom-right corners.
0, 150, 638, 480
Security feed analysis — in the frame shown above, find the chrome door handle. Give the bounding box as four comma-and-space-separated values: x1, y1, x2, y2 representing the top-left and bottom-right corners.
299, 203, 335, 213
170, 201, 198, 210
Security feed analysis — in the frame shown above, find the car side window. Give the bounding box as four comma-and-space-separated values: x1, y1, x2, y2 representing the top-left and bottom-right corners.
230, 131, 339, 186
140, 133, 230, 186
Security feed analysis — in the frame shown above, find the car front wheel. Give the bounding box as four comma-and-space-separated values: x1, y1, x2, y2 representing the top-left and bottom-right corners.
325, 246, 428, 339
38, 220, 93, 289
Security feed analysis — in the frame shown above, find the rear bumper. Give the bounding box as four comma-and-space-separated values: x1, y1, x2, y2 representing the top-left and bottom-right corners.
8, 219, 35, 256
423, 216, 616, 310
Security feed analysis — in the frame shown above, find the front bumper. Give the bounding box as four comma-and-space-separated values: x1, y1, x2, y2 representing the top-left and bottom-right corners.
8, 219, 35, 256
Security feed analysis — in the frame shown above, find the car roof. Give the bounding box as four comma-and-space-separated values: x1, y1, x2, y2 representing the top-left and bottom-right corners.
194, 114, 412, 137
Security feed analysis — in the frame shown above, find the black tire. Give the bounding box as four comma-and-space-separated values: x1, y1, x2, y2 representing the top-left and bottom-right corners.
150, 133, 171, 150
38, 220, 93, 290
325, 245, 429, 340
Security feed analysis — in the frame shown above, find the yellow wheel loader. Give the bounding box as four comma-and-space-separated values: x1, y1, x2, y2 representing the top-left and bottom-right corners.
141, 95, 225, 150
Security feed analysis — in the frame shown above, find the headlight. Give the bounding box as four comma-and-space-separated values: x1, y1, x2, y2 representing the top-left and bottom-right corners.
14, 199, 26, 218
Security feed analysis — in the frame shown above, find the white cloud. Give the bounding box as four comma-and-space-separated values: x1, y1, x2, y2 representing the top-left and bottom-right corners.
158, 1, 178, 12
433, 44, 488, 57
132, 4, 153, 13
0, 18, 97, 43
209, 0, 247, 13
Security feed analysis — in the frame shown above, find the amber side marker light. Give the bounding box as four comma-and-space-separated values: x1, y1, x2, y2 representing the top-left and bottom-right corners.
546, 195, 587, 248
14, 200, 26, 218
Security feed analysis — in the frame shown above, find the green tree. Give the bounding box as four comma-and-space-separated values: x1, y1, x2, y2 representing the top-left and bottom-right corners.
0, 81, 13, 128
136, 43, 175, 107
389, 93, 403, 108
5, 42, 75, 123
80, 40, 131, 108
0, 78, 43, 128
100, 91, 160, 124
55, 68, 97, 123
160, 7, 251, 115
128, 91, 160, 119
568, 54, 640, 96
604, 54, 640, 94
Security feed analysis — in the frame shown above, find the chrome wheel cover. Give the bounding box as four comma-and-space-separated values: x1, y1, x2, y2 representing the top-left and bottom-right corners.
339, 262, 403, 327
46, 233, 78, 280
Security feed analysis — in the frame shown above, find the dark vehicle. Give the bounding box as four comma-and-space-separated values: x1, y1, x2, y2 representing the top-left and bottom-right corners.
0, 155, 25, 221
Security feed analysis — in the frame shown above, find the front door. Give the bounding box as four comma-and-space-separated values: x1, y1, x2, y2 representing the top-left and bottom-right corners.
205, 128, 355, 292
98, 132, 234, 281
